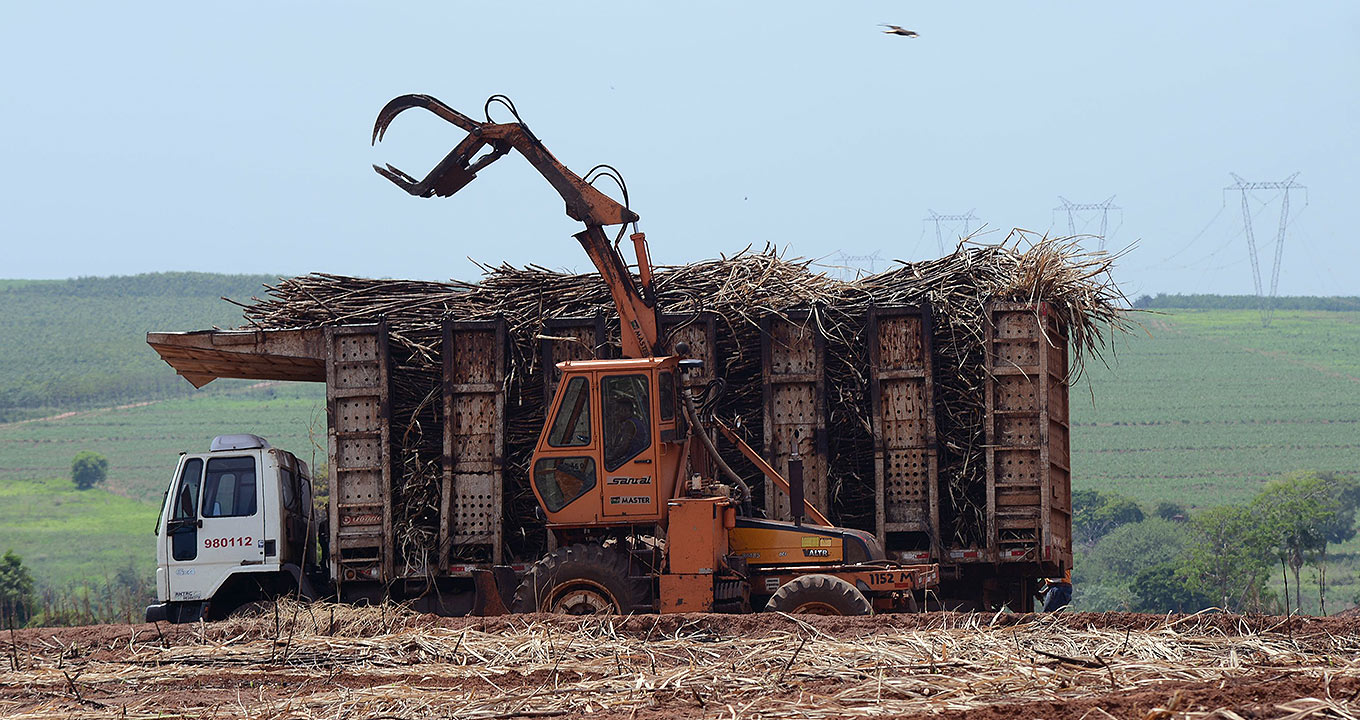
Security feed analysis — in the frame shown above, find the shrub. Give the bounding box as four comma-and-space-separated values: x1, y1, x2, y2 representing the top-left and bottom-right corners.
71, 451, 109, 490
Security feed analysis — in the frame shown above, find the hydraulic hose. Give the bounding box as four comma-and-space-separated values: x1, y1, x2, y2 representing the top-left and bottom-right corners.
682, 390, 754, 508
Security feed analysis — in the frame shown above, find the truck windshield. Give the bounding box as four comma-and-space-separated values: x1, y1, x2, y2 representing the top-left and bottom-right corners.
202, 456, 258, 518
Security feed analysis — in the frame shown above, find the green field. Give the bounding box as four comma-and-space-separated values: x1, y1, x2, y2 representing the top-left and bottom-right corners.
1072, 309, 1360, 508
0, 382, 325, 504
0, 477, 160, 590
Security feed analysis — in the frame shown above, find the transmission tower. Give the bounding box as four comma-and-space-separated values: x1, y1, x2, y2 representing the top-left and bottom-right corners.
922, 209, 979, 255
1053, 196, 1122, 250
827, 250, 884, 281
1225, 172, 1307, 327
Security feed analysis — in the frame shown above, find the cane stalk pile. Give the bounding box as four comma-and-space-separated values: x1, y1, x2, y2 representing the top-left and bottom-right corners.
234, 230, 1129, 563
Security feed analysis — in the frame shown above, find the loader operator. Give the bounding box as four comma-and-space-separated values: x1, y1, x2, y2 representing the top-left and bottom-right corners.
604, 393, 649, 470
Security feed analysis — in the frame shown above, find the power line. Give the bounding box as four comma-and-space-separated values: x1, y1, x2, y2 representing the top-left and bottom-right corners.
824, 250, 885, 281
1052, 195, 1122, 251
921, 209, 980, 255
1225, 172, 1308, 327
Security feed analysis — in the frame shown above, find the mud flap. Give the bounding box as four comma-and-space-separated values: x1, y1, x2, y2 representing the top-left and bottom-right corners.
471, 566, 518, 616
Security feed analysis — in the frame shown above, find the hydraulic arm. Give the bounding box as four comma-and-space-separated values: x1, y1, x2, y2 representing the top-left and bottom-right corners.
371, 94, 662, 358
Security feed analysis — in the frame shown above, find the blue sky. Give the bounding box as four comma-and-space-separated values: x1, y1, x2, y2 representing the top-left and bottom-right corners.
2, 2, 1356, 297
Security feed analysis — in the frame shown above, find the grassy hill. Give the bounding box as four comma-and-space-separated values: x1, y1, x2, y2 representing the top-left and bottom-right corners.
0, 272, 283, 422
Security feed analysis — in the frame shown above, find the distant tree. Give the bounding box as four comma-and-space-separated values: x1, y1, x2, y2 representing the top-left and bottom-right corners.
1073, 489, 1145, 547
1181, 505, 1271, 612
0, 550, 35, 627
1253, 471, 1359, 614
1155, 501, 1188, 522
1131, 562, 1213, 613
1082, 518, 1189, 583
71, 451, 109, 490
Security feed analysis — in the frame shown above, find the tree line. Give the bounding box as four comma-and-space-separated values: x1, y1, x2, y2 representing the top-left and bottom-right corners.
1133, 294, 1360, 311
0, 272, 279, 299
1075, 471, 1359, 614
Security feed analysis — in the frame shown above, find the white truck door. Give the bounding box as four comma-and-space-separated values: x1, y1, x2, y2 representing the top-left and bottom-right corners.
167, 454, 267, 602
164, 457, 205, 601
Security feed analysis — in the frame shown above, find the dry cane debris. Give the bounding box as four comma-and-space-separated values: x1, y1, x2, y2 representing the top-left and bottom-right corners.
231, 230, 1133, 564
2, 604, 1358, 719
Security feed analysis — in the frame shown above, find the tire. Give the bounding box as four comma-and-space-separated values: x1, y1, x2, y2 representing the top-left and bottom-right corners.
764, 574, 873, 616
512, 543, 648, 615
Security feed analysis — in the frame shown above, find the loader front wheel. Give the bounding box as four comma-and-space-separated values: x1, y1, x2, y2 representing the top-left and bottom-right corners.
513, 543, 647, 615
765, 574, 872, 616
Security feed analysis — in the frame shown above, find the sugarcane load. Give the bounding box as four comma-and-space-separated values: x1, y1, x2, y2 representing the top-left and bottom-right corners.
145, 95, 1127, 622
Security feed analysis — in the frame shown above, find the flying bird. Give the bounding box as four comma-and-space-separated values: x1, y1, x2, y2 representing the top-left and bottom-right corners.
881, 24, 919, 38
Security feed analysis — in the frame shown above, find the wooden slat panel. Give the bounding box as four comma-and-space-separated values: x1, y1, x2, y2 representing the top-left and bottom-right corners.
442, 318, 506, 567
869, 305, 939, 558
326, 323, 392, 584
662, 313, 717, 391
761, 312, 828, 521
985, 303, 1071, 571
540, 315, 607, 408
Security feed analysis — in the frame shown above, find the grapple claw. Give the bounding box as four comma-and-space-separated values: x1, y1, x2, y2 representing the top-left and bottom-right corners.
371, 94, 490, 198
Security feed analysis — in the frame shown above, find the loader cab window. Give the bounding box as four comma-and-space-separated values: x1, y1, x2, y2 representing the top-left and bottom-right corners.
603, 374, 651, 472
202, 456, 258, 518
658, 371, 675, 422
534, 457, 597, 512
172, 458, 203, 521
547, 376, 592, 447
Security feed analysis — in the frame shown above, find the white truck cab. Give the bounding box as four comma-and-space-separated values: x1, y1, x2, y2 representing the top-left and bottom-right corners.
147, 434, 323, 623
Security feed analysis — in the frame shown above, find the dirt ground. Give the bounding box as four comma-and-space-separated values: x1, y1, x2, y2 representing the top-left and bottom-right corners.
3, 608, 1359, 719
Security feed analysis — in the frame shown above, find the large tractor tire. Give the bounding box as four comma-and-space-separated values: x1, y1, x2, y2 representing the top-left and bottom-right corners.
765, 574, 873, 616
512, 543, 648, 615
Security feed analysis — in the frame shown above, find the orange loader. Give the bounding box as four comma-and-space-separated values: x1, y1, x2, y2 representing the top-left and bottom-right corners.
372, 94, 938, 615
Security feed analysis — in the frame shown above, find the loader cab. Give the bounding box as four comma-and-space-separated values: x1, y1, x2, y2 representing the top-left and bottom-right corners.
148, 434, 317, 623
531, 356, 685, 527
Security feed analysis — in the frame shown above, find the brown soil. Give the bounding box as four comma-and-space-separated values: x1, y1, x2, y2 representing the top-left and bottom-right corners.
3, 609, 1357, 719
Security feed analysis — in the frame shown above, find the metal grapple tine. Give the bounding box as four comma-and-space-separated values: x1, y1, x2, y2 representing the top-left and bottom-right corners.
372, 163, 422, 194
371, 93, 480, 145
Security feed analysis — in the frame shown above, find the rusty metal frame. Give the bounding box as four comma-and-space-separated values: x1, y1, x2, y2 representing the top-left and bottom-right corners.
441, 317, 507, 570
867, 304, 940, 559
759, 310, 829, 520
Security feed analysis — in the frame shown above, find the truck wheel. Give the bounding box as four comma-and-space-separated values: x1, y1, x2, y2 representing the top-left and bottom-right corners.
512, 543, 647, 615
765, 574, 872, 616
